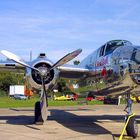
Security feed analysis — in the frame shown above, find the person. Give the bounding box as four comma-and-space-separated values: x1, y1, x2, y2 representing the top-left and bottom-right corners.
101, 66, 107, 84
124, 96, 132, 115
101, 66, 107, 77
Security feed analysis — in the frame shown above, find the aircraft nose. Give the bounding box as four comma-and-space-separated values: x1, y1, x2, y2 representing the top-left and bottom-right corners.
131, 46, 140, 64
128, 46, 140, 84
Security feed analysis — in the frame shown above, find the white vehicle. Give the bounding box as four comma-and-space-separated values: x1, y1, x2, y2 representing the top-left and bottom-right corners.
14, 94, 27, 100
9, 85, 24, 97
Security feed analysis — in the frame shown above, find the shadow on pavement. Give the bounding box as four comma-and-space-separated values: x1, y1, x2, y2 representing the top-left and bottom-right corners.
0, 108, 139, 136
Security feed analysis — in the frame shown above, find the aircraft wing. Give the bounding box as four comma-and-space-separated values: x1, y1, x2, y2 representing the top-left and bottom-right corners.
0, 60, 25, 73
58, 64, 92, 79
0, 60, 91, 78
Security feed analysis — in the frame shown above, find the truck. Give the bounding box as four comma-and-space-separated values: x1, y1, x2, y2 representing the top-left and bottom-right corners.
9, 85, 25, 97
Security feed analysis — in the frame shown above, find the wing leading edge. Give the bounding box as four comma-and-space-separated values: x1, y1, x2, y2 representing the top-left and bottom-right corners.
58, 65, 91, 79
0, 60, 25, 73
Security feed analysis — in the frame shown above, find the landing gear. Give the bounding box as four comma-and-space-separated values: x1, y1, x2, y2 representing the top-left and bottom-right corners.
124, 93, 138, 138
126, 115, 138, 138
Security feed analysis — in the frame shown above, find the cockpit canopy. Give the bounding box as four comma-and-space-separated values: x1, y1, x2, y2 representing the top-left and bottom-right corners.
99, 40, 132, 57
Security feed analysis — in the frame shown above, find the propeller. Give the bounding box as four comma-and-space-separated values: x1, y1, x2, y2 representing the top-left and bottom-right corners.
1, 49, 82, 122
50, 49, 82, 70
40, 77, 48, 121
1, 50, 39, 72
1, 49, 82, 72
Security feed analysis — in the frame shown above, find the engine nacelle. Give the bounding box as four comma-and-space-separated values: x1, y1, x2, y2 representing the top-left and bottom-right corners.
26, 59, 59, 90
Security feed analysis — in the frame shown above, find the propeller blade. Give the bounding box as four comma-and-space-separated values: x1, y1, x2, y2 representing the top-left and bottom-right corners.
50, 48, 82, 70
40, 79, 48, 122
1, 50, 39, 72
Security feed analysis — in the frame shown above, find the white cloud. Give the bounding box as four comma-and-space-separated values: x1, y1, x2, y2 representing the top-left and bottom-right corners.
0, 0, 140, 62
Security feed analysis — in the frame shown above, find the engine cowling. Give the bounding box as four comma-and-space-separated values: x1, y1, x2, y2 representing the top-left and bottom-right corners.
26, 59, 59, 90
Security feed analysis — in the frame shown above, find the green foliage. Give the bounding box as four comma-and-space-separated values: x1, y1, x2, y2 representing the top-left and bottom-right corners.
57, 79, 71, 95
73, 60, 80, 65
74, 82, 106, 93
0, 90, 6, 97
0, 71, 24, 93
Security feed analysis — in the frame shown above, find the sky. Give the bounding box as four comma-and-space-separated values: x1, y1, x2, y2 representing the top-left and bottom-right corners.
0, 0, 140, 63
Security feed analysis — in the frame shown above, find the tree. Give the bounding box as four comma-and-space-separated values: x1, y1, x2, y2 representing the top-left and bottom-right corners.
73, 60, 80, 65
0, 71, 24, 94
57, 79, 71, 95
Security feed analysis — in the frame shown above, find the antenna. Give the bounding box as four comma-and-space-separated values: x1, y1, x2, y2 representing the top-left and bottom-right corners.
30, 51, 32, 61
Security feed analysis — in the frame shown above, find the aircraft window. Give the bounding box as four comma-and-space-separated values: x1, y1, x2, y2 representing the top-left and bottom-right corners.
105, 40, 123, 55
99, 45, 105, 57
123, 40, 132, 46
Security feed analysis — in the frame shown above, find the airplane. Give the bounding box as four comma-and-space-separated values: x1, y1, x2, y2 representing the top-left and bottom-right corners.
0, 39, 139, 138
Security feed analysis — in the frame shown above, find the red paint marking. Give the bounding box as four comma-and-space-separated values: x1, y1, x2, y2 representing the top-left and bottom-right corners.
101, 67, 107, 77
96, 56, 108, 67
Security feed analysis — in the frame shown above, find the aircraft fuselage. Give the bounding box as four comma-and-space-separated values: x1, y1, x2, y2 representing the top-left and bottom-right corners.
79, 40, 140, 96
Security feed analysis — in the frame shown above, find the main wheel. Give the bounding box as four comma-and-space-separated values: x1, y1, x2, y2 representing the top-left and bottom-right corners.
34, 101, 43, 124
126, 116, 138, 138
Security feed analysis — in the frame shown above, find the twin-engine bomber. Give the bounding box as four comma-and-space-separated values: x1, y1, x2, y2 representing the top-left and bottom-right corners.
0, 39, 140, 138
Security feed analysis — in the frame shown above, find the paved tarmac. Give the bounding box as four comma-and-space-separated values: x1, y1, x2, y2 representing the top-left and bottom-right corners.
0, 104, 140, 140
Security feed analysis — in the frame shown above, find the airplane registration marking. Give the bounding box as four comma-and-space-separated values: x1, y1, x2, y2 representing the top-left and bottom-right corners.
96, 56, 108, 67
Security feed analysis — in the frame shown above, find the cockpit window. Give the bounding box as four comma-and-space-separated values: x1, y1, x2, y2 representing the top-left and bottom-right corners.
99, 45, 105, 57
98, 40, 133, 57
105, 40, 124, 55
123, 40, 132, 46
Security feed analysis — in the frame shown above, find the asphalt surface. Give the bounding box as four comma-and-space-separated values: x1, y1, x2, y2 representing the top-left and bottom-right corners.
0, 104, 140, 140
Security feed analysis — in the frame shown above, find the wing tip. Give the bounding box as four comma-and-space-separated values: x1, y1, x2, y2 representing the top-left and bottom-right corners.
1, 50, 6, 54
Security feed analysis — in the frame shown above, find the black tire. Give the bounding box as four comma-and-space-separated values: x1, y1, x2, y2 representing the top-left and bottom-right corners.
126, 116, 138, 138
34, 101, 43, 124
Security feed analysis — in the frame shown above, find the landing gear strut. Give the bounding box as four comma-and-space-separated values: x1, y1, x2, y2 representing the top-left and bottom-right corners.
124, 93, 138, 138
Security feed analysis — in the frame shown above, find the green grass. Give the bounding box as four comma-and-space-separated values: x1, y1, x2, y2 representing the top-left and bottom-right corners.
0, 96, 103, 108
0, 96, 38, 108
74, 82, 106, 93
